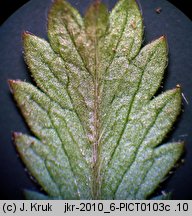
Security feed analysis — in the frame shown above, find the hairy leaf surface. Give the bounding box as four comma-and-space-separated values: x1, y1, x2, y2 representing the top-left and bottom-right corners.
10, 0, 183, 200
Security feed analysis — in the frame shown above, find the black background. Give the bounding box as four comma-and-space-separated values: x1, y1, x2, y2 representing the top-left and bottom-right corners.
0, 0, 192, 200
0, 0, 192, 25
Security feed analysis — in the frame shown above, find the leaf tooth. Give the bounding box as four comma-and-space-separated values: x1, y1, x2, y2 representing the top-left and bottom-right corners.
100, 36, 168, 162
23, 33, 73, 110
142, 88, 181, 148
10, 81, 79, 197
10, 80, 92, 199
22, 31, 35, 37
48, 0, 90, 73
101, 88, 181, 199
84, 1, 109, 41
8, 79, 21, 93
135, 142, 184, 199
14, 133, 62, 198
129, 36, 168, 112
23, 33, 95, 138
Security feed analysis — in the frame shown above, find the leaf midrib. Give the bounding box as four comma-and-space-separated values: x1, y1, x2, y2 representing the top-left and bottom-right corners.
93, 4, 131, 199
92, 6, 102, 199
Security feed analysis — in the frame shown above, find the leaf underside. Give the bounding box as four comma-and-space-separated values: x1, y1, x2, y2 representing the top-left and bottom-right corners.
10, 0, 184, 200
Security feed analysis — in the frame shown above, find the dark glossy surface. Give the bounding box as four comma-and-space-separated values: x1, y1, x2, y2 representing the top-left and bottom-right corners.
0, 0, 192, 199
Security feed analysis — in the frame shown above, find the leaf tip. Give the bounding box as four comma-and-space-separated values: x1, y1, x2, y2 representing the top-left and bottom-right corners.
175, 87, 182, 101
12, 132, 23, 140
172, 87, 182, 105
160, 35, 166, 40
12, 132, 24, 152
172, 141, 185, 160
176, 84, 181, 89
88, 0, 102, 11
177, 141, 185, 151
22, 31, 37, 48
22, 31, 34, 39
8, 79, 16, 93
159, 35, 168, 48
170, 85, 182, 95
8, 79, 22, 93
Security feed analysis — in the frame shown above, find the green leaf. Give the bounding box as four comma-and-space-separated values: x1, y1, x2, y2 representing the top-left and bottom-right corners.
10, 0, 184, 200
24, 190, 57, 200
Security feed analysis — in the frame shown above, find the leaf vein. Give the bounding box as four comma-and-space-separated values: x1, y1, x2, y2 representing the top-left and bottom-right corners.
114, 93, 176, 197
28, 94, 83, 198
57, 18, 92, 77
28, 146, 62, 197
107, 48, 158, 170
47, 109, 80, 198
35, 51, 90, 145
